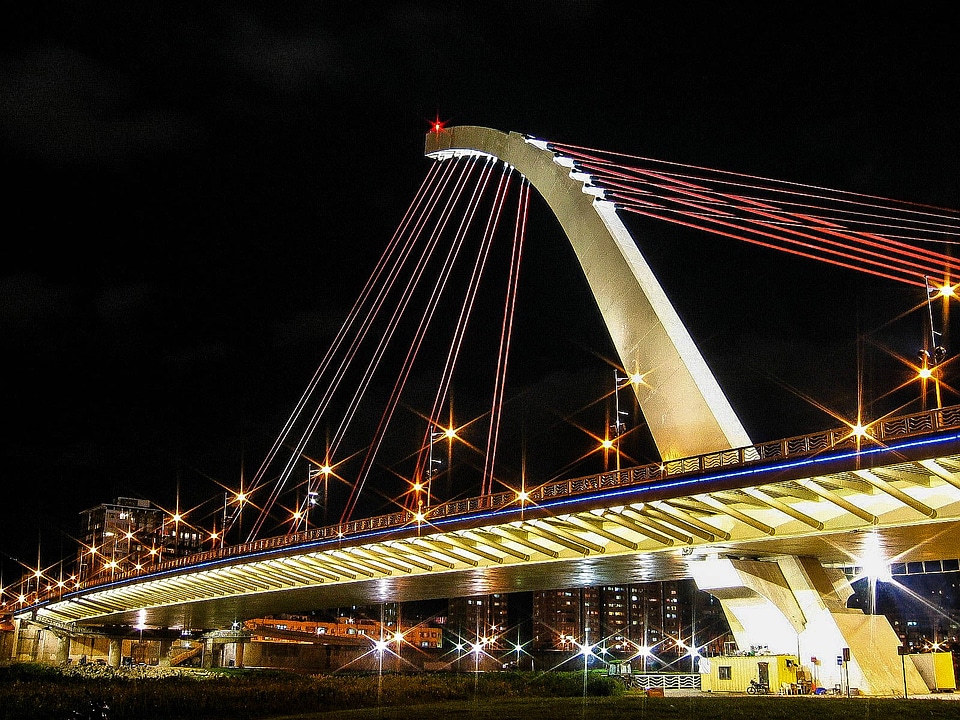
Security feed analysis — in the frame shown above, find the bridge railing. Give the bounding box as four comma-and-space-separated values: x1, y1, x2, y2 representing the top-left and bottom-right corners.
45, 404, 960, 600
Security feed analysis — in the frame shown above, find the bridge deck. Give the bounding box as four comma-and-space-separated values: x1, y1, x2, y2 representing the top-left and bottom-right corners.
18, 405, 960, 631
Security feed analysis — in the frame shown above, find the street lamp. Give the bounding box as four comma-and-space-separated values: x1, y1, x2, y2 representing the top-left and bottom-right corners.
224, 489, 247, 545
426, 429, 445, 508
373, 636, 389, 707
922, 275, 950, 409
636, 644, 652, 673
612, 371, 629, 471
307, 463, 331, 528
577, 639, 593, 699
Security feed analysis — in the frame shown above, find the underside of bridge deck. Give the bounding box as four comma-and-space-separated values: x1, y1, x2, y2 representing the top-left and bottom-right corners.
20, 430, 960, 631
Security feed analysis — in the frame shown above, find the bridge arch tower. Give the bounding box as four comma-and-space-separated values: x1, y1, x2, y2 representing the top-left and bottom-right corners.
426, 127, 934, 695
426, 126, 751, 460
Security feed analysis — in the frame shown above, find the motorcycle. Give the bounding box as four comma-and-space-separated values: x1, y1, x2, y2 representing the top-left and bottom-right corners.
746, 678, 769, 694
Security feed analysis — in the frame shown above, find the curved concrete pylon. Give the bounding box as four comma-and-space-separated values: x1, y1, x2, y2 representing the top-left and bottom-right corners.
425, 126, 751, 459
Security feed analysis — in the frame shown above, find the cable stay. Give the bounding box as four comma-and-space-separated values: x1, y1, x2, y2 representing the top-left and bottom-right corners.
549, 141, 960, 288
242, 156, 470, 540
339, 158, 510, 523
235, 134, 958, 543
240, 152, 530, 539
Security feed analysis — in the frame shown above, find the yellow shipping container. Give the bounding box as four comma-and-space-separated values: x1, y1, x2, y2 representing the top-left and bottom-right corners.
700, 654, 801, 694
910, 652, 956, 692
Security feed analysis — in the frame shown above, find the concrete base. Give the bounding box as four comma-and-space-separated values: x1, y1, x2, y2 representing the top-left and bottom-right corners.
691, 555, 928, 695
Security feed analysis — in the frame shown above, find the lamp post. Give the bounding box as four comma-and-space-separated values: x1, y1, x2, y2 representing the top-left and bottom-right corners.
472, 639, 483, 702
612, 371, 628, 471
306, 464, 328, 531
922, 276, 950, 410
578, 638, 593, 702
374, 636, 388, 708
427, 429, 444, 508
898, 645, 909, 698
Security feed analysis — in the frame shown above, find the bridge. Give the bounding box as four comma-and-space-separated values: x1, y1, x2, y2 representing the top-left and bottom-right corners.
10, 127, 960, 695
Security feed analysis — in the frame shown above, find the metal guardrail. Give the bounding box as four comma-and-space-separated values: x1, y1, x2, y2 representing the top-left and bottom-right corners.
35, 404, 960, 602
632, 673, 701, 690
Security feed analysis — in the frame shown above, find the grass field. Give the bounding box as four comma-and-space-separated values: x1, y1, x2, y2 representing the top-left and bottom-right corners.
1, 663, 956, 720
271, 693, 960, 720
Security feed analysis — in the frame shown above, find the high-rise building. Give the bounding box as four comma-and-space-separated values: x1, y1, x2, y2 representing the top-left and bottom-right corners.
532, 580, 729, 663
77, 497, 161, 579
76, 497, 202, 580
531, 587, 600, 651
447, 593, 510, 648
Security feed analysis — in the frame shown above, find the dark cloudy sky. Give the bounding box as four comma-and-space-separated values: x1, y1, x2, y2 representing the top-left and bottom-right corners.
2, 3, 958, 583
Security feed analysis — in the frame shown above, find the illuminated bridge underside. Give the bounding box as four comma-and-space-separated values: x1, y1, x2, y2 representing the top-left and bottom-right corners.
30, 432, 960, 630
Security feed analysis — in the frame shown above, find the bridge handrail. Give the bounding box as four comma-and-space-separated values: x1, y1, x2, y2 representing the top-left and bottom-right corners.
38, 404, 960, 601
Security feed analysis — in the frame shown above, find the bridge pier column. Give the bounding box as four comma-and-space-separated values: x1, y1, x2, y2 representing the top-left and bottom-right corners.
56, 634, 71, 665
157, 637, 174, 666
202, 639, 223, 668
108, 638, 122, 667
12, 618, 36, 662
691, 555, 928, 695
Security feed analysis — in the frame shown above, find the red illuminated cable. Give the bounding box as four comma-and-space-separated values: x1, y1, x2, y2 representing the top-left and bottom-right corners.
556, 143, 959, 265
612, 184, 955, 280
587, 160, 960, 281
405, 160, 505, 506
605, 172, 952, 279
262, 153, 479, 534
554, 140, 959, 214
352, 160, 503, 517
619, 204, 926, 287
613, 191, 945, 283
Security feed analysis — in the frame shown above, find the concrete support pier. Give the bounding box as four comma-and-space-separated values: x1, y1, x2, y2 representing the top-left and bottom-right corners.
56, 634, 70, 664
691, 555, 928, 695
108, 638, 122, 667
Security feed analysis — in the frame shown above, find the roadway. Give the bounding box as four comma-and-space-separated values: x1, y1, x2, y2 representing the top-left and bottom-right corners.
16, 405, 960, 631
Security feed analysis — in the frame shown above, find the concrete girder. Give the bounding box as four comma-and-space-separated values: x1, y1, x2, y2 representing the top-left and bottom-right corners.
363, 545, 433, 572
438, 535, 505, 564
403, 541, 457, 569
488, 527, 559, 558
742, 488, 825, 530
693, 494, 777, 535
622, 506, 694, 544
419, 539, 482, 567
600, 509, 676, 546
919, 459, 960, 490
794, 478, 879, 524
563, 514, 640, 550
275, 558, 322, 585
524, 519, 604, 555
631, 504, 713, 542
853, 469, 937, 518
328, 551, 390, 577
348, 548, 416, 574
647, 501, 732, 541
277, 556, 340, 583
460, 531, 530, 562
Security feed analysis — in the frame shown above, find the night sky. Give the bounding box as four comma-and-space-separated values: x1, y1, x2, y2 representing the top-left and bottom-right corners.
2, 4, 958, 586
